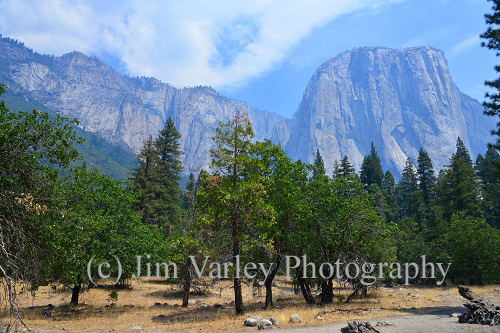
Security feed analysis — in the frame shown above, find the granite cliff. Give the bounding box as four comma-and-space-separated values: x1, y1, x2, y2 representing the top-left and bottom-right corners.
0, 38, 494, 176
287, 46, 494, 174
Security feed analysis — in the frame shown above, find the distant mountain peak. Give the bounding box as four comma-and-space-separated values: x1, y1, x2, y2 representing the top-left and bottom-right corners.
0, 39, 494, 176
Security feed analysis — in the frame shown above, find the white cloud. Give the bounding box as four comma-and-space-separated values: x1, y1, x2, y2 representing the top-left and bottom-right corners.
0, 0, 401, 89
449, 35, 480, 58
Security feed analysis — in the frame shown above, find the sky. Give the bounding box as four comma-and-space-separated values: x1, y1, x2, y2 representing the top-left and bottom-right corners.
0, 0, 496, 118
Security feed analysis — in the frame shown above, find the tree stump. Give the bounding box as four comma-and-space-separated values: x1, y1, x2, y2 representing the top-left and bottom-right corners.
340, 321, 381, 333
457, 285, 500, 326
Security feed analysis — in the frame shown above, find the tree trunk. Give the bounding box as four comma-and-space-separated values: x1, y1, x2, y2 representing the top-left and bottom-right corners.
264, 256, 281, 308
181, 257, 192, 307
70, 283, 81, 305
296, 268, 315, 304
320, 278, 334, 304
232, 214, 244, 314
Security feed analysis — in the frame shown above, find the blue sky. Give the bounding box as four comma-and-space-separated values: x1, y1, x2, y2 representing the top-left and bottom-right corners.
0, 0, 496, 118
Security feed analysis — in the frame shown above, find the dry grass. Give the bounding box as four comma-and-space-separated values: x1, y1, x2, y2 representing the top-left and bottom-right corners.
2, 278, 499, 333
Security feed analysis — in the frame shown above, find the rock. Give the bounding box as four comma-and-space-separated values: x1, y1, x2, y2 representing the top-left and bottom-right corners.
341, 321, 380, 333
376, 321, 393, 326
258, 319, 273, 330
41, 304, 55, 317
269, 317, 279, 326
0, 40, 493, 178
286, 47, 494, 177
213, 303, 224, 309
289, 314, 301, 323
244, 318, 259, 327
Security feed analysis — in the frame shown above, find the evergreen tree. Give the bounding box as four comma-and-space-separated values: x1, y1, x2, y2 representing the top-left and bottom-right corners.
360, 142, 384, 188
333, 159, 341, 178
398, 158, 425, 226
481, 0, 500, 150
197, 113, 272, 314
131, 136, 158, 224
182, 172, 196, 211
417, 148, 436, 207
476, 147, 500, 227
155, 117, 183, 228
338, 155, 355, 178
312, 149, 326, 179
436, 138, 482, 219
382, 170, 399, 223
131, 118, 183, 230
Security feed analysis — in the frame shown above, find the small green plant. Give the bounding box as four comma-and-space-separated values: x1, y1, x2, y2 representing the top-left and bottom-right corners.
107, 290, 118, 305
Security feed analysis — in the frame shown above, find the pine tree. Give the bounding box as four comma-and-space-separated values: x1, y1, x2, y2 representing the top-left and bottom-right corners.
360, 142, 384, 188
333, 160, 341, 179
312, 149, 326, 180
131, 136, 159, 224
131, 118, 183, 230
338, 155, 355, 178
481, 0, 500, 150
437, 138, 482, 219
398, 158, 425, 224
476, 147, 500, 227
417, 148, 436, 207
154, 117, 184, 229
197, 113, 271, 314
382, 170, 399, 223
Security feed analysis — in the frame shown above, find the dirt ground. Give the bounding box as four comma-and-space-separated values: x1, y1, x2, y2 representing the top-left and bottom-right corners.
1, 279, 499, 333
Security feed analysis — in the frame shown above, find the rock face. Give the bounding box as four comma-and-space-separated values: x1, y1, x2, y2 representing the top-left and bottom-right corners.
0, 38, 290, 175
0, 38, 494, 176
286, 47, 495, 175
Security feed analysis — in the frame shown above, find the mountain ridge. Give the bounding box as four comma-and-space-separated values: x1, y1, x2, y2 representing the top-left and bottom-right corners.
0, 36, 494, 176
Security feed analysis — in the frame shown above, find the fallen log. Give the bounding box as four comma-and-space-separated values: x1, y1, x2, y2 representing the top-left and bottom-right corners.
340, 321, 381, 333
457, 285, 500, 326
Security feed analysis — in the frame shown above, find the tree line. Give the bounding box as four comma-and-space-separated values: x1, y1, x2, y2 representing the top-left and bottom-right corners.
1, 77, 500, 327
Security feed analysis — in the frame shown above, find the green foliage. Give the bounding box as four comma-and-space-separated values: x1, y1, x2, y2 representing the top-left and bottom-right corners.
197, 113, 272, 313
417, 148, 436, 207
476, 147, 500, 227
295, 174, 396, 276
41, 167, 169, 303
131, 117, 183, 230
0, 84, 82, 279
481, 0, 500, 150
338, 155, 356, 178
440, 213, 500, 284
312, 149, 326, 180
436, 138, 483, 219
1, 91, 137, 180
107, 290, 119, 304
397, 158, 426, 228
360, 142, 384, 189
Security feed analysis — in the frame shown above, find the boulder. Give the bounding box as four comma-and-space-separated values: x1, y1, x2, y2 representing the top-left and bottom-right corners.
289, 314, 301, 323
244, 318, 259, 327
269, 317, 279, 326
258, 319, 273, 330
